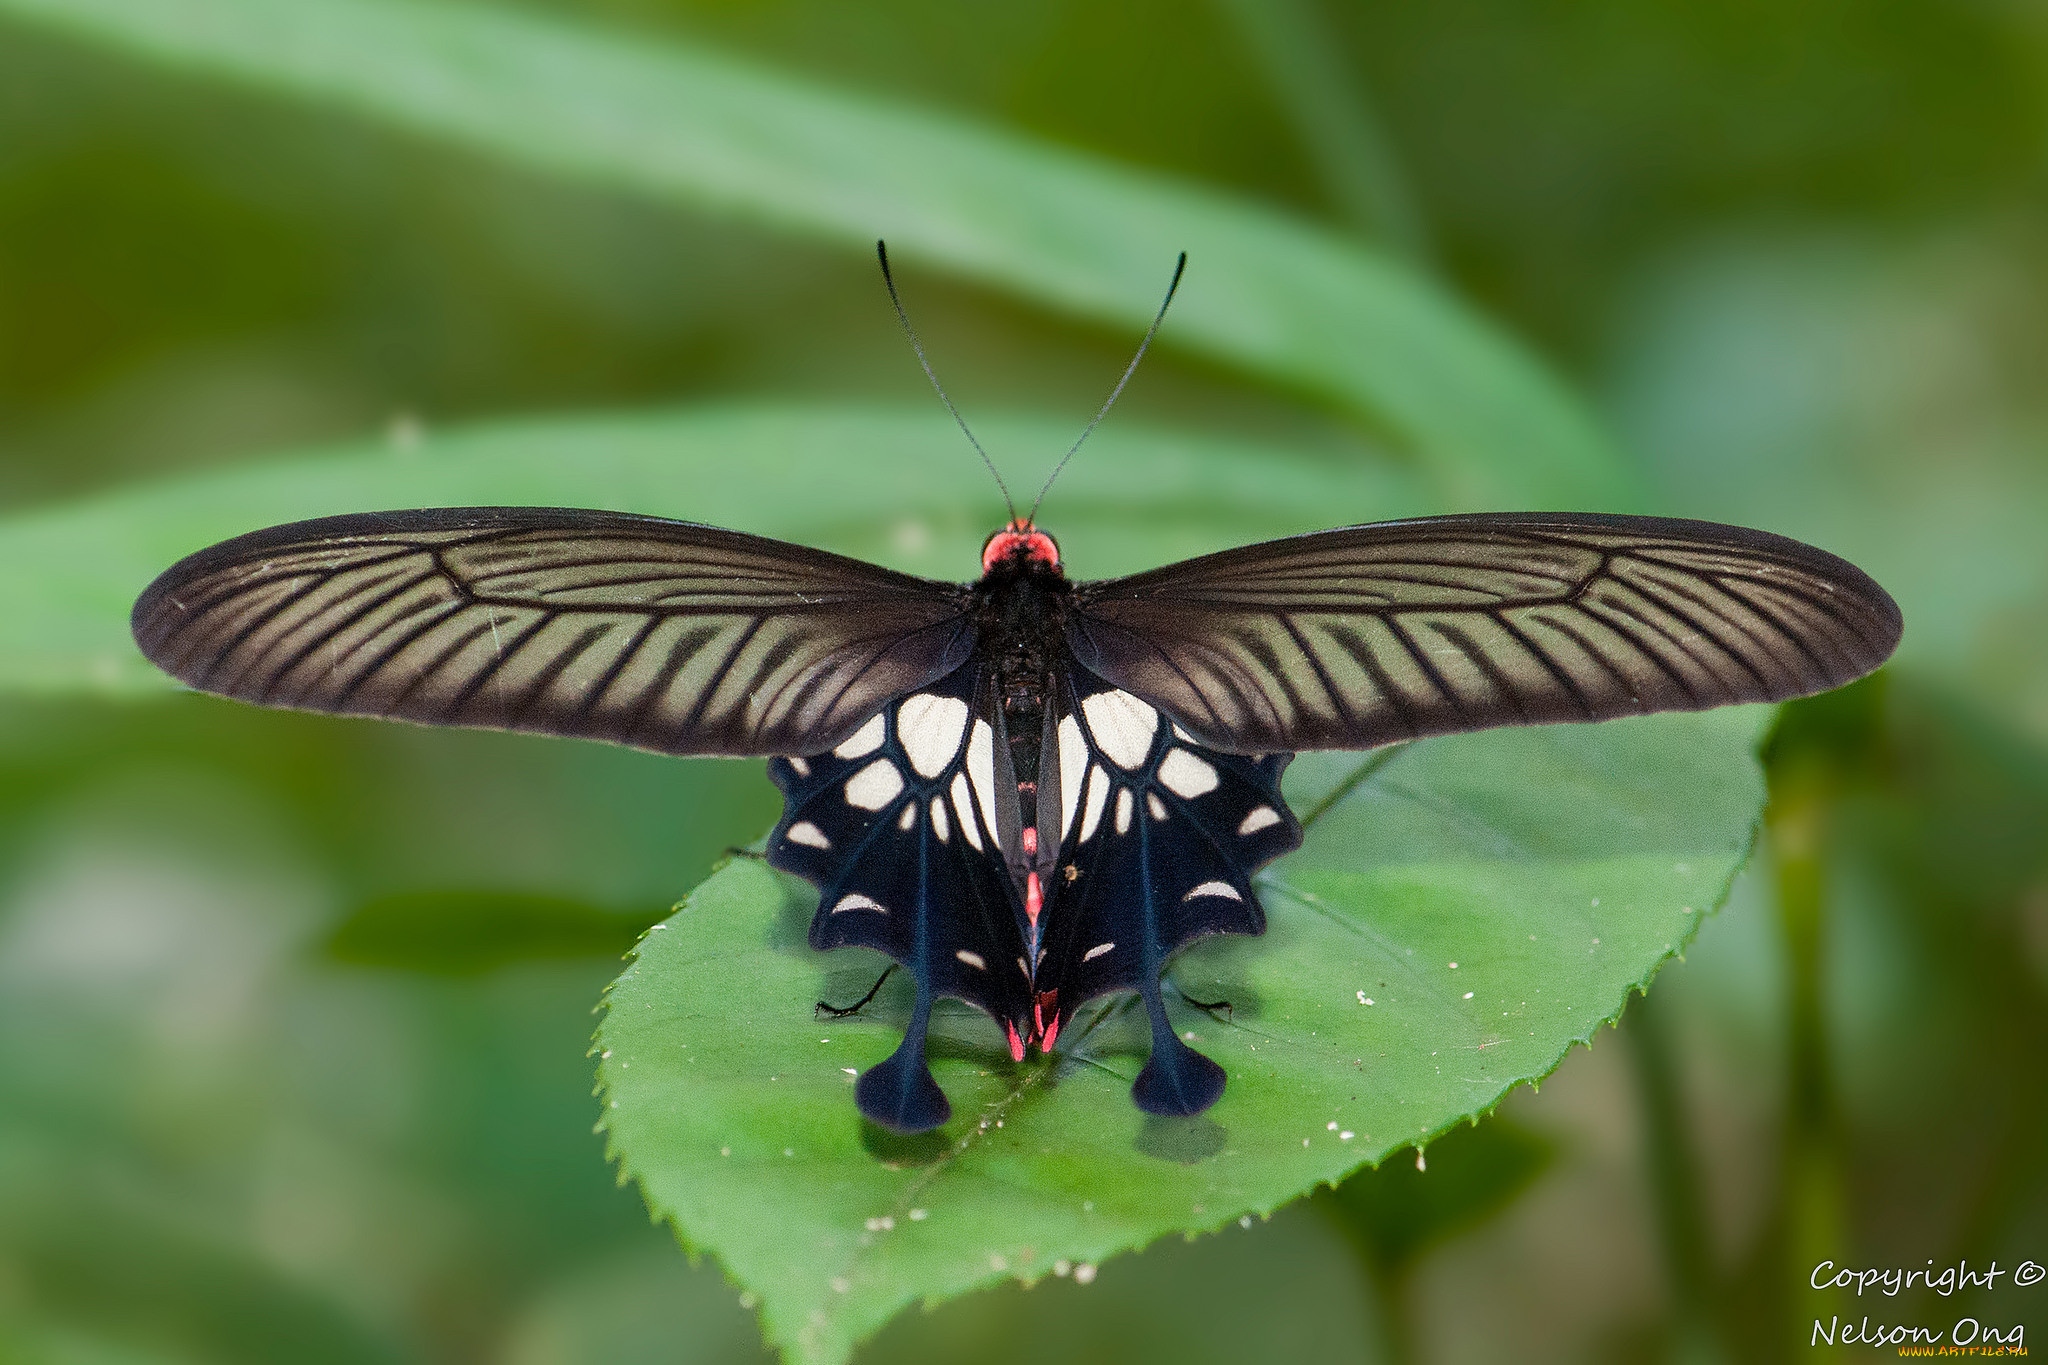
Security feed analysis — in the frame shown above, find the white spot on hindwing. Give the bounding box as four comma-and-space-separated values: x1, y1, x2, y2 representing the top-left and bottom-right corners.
1186, 880, 1242, 902
1146, 793, 1167, 821
930, 797, 950, 842
1158, 749, 1219, 798
1238, 806, 1282, 836
1082, 942, 1115, 962
834, 713, 885, 759
832, 893, 886, 914
788, 756, 810, 777
1057, 715, 1086, 839
949, 772, 983, 851
967, 720, 1000, 839
1079, 765, 1110, 841
896, 804, 916, 831
1081, 690, 1158, 769
897, 693, 969, 778
786, 821, 830, 849
845, 759, 903, 811
1113, 788, 1133, 835
955, 950, 985, 970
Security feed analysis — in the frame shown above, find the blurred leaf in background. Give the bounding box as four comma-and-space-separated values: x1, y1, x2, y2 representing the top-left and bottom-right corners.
0, 0, 2043, 1361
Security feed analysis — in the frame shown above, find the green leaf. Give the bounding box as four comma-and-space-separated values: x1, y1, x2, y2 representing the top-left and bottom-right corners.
0, 402, 1423, 696
0, 0, 1634, 507
597, 706, 1767, 1365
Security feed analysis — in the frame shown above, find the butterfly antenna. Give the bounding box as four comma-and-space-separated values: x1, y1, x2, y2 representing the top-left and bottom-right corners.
877, 240, 1017, 524
1026, 251, 1186, 527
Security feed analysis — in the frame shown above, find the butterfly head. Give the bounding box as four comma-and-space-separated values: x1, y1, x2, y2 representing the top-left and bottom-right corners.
981, 519, 1061, 574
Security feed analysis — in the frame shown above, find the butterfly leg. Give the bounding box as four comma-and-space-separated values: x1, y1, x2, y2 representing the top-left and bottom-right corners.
815, 964, 897, 1019
1171, 981, 1233, 1020
854, 978, 951, 1134
1130, 977, 1227, 1117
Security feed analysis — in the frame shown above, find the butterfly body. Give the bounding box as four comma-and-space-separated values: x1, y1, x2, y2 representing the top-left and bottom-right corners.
764, 526, 1301, 1131
132, 505, 1901, 1135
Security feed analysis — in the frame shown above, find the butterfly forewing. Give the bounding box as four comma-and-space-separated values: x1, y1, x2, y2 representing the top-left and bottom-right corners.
132, 509, 973, 757
1066, 512, 1904, 754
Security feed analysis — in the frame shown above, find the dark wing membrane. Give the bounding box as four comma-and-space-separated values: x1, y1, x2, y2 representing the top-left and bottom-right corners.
1035, 670, 1300, 1117
132, 508, 974, 757
766, 662, 1029, 1133
1067, 513, 1902, 754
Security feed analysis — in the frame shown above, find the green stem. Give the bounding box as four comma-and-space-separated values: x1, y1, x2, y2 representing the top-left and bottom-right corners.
1312, 1189, 1415, 1365
1771, 773, 1848, 1357
1626, 984, 1726, 1361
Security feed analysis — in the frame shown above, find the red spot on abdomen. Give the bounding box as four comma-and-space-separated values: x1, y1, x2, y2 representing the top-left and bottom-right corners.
1021, 826, 1038, 855
1032, 990, 1060, 1053
1025, 871, 1042, 927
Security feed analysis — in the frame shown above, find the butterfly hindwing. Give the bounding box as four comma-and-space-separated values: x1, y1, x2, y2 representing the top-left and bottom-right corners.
767, 664, 1030, 1132
1035, 673, 1301, 1115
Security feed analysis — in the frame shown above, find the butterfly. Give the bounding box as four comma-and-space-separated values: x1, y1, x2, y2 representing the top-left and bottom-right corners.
127, 250, 1903, 1134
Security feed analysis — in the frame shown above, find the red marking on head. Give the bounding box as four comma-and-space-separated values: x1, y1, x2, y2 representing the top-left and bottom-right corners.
1025, 871, 1042, 927
1005, 1020, 1026, 1063
981, 520, 1060, 574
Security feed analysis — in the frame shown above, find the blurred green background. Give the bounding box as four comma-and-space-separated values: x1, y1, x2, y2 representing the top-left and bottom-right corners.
1, 0, 2045, 1361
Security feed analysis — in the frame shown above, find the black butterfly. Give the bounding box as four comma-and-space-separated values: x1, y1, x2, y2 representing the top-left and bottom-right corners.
127, 253, 1902, 1134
